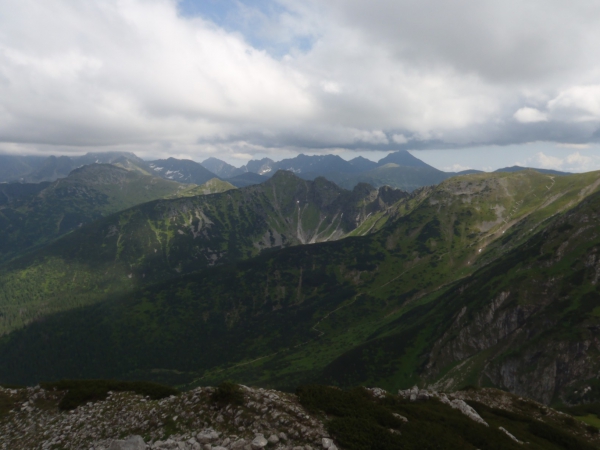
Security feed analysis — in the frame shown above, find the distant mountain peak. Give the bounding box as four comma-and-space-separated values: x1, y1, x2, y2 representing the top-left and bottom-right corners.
377, 150, 434, 169
201, 157, 244, 179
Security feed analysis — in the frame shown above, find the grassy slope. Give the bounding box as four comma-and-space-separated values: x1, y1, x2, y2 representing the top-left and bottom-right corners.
174, 178, 236, 196
0, 164, 189, 264
2, 170, 600, 395
0, 172, 404, 335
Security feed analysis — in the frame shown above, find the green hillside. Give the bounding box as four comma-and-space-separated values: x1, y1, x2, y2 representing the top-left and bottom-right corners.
0, 164, 192, 264
0, 171, 405, 335
2, 169, 600, 408
174, 178, 236, 196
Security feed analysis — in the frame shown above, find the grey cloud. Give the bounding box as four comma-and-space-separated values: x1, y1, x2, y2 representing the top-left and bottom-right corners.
319, 0, 600, 84
0, 0, 599, 160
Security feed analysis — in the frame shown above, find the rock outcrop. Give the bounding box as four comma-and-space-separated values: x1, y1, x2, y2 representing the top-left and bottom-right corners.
0, 385, 333, 450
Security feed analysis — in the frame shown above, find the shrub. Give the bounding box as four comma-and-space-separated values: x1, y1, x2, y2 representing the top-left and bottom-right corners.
211, 381, 244, 406
40, 379, 179, 410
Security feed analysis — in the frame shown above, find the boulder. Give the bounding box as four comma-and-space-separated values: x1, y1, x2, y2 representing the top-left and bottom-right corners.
251, 434, 268, 449
109, 435, 146, 450
322, 438, 334, 448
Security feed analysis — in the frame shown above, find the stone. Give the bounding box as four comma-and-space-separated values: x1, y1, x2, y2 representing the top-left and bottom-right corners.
197, 432, 218, 444
267, 434, 279, 444
392, 413, 408, 423
108, 435, 146, 450
279, 432, 288, 440
231, 439, 247, 449
499, 426, 523, 444
448, 399, 488, 427
251, 434, 268, 449
322, 438, 333, 449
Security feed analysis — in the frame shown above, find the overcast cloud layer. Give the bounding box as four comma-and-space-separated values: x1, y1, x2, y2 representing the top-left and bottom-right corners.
1, 0, 600, 166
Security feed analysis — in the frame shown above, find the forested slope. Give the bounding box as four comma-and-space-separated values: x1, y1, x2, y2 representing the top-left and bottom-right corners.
0, 171, 406, 334
2, 170, 599, 406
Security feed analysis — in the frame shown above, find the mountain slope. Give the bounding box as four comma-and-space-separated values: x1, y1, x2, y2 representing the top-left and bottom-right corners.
327, 163, 452, 191
495, 165, 571, 176
225, 172, 269, 188
176, 178, 236, 196
0, 164, 190, 263
149, 158, 219, 184
2, 170, 600, 401
348, 156, 379, 172
0, 182, 51, 206
377, 150, 436, 169
201, 157, 244, 178
22, 155, 77, 183
0, 155, 47, 182
0, 171, 407, 335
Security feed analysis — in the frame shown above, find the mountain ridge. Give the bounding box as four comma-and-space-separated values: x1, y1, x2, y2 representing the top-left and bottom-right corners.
2, 170, 600, 408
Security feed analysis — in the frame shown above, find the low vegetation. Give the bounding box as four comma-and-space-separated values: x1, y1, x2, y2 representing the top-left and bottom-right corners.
40, 379, 179, 410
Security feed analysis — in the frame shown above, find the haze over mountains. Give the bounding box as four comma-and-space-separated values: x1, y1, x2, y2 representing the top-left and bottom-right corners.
0, 150, 568, 192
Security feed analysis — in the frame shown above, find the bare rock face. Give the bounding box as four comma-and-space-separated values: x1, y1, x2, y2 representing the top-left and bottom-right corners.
398, 386, 487, 426
0, 385, 332, 450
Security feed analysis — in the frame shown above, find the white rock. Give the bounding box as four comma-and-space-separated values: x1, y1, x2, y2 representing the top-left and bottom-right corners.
251, 435, 268, 449
322, 438, 333, 448
499, 426, 523, 444
449, 399, 488, 427
392, 413, 408, 423
267, 434, 279, 444
108, 435, 146, 450
230, 439, 247, 449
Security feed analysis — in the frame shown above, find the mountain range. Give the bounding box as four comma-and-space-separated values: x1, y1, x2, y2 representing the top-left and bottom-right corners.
0, 149, 570, 193
1, 146, 598, 437
0, 165, 598, 412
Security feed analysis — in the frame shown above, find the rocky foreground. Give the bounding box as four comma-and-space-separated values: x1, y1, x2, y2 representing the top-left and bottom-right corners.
1, 383, 599, 450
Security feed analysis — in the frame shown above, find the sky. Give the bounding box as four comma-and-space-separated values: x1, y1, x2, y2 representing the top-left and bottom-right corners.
1, 0, 600, 172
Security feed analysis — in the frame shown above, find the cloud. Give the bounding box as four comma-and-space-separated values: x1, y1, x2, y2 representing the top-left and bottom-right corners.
548, 85, 600, 122
1, 0, 600, 160
557, 143, 590, 149
514, 107, 548, 123
392, 134, 408, 144
443, 163, 473, 172
519, 151, 598, 172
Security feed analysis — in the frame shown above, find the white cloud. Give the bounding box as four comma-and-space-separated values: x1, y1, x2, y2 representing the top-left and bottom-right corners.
392, 134, 408, 144
443, 163, 473, 172
519, 151, 598, 172
547, 85, 600, 121
556, 143, 590, 149
1, 0, 600, 160
513, 107, 548, 123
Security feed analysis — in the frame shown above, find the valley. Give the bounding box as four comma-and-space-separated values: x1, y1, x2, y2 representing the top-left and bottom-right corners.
0, 159, 598, 413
